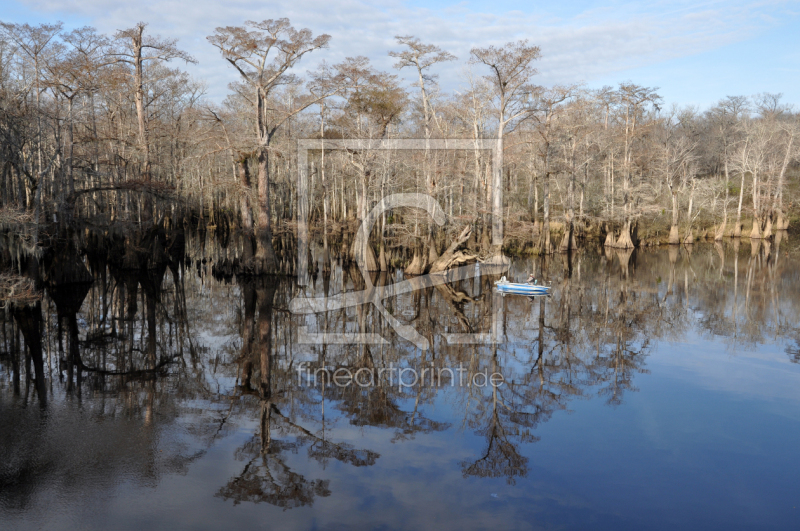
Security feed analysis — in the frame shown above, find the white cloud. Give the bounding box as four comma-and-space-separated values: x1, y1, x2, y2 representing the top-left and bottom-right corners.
7, 0, 797, 103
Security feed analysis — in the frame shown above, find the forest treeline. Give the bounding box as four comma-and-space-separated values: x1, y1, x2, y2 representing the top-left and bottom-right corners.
1, 18, 798, 277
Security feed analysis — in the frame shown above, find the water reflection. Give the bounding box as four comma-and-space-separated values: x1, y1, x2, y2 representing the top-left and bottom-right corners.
2, 233, 800, 528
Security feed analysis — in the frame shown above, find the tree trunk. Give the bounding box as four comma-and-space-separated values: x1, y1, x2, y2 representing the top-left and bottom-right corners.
763, 214, 773, 240
539, 173, 552, 254
615, 219, 635, 249
66, 97, 75, 198
492, 131, 504, 246
776, 210, 789, 231
350, 173, 379, 271
255, 146, 278, 273
379, 244, 388, 271
558, 224, 575, 253
669, 190, 680, 244
559, 168, 576, 253
734, 168, 745, 237
132, 27, 151, 180
749, 217, 762, 239
714, 220, 726, 241
669, 224, 680, 244
237, 156, 255, 262
683, 182, 694, 244
750, 170, 760, 239
427, 235, 439, 265
773, 130, 793, 232
716, 160, 729, 241
320, 104, 330, 268
487, 130, 505, 264
405, 243, 426, 275
604, 230, 615, 247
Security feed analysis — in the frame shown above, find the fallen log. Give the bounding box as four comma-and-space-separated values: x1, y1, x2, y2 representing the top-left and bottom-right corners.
429, 225, 478, 273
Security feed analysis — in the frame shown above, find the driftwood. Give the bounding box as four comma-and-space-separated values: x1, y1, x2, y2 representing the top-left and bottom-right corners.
429, 225, 478, 274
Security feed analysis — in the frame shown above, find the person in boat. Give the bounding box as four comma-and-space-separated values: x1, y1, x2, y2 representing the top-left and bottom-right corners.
526, 273, 537, 285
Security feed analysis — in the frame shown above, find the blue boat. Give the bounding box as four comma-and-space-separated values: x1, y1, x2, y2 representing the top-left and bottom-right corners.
494, 277, 551, 296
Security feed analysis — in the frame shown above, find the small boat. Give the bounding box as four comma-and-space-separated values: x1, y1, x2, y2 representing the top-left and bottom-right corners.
494, 276, 551, 296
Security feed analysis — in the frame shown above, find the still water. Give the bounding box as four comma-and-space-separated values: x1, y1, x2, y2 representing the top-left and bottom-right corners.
2, 238, 800, 530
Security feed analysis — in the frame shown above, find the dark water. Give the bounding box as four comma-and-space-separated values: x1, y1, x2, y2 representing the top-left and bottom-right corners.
2, 238, 800, 530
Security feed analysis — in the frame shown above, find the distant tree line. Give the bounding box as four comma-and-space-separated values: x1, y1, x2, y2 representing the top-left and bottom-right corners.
1, 18, 797, 274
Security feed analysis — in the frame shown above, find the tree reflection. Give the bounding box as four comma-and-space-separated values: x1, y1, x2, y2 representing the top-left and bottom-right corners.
2, 233, 800, 508
461, 349, 535, 484
218, 277, 380, 508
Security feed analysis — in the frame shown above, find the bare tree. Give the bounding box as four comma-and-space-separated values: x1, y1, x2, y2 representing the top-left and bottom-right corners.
0, 21, 62, 229
470, 40, 541, 262
613, 83, 661, 248
208, 19, 331, 273
733, 118, 773, 239
46, 27, 110, 205
707, 96, 748, 239
113, 22, 195, 181
390, 36, 455, 270
337, 59, 407, 270
390, 35, 455, 192
528, 85, 578, 254
773, 119, 797, 230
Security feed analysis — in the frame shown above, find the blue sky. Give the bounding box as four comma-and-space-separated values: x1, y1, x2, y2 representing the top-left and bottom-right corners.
3, 0, 798, 109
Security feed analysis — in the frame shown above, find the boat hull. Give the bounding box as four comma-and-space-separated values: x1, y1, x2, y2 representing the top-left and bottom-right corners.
495, 283, 551, 295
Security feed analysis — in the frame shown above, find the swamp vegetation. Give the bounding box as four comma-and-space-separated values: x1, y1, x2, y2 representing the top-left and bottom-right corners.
1, 18, 800, 529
